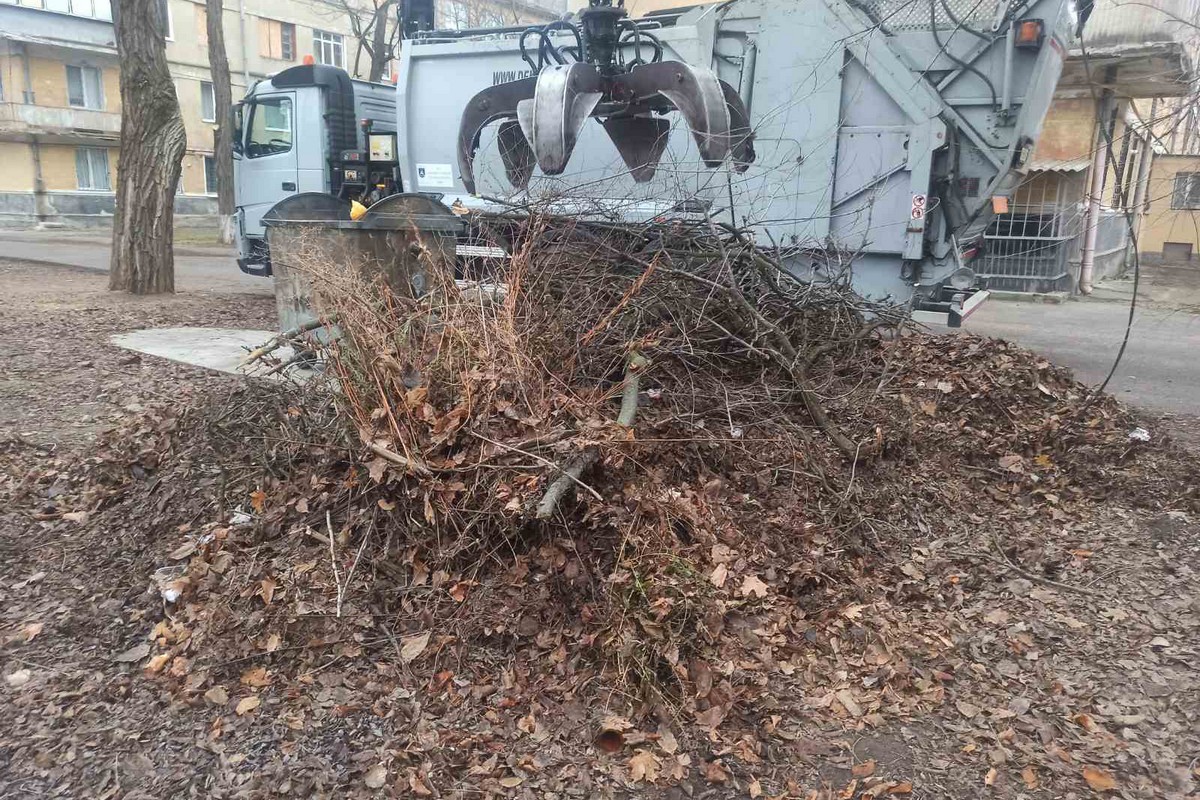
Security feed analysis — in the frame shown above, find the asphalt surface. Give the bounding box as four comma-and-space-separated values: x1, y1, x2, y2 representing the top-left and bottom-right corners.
0, 230, 269, 295
2, 229, 1197, 417
966, 299, 1200, 416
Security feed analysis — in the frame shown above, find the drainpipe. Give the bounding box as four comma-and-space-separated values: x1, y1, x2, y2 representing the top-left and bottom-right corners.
238, 0, 250, 86
1079, 88, 1115, 294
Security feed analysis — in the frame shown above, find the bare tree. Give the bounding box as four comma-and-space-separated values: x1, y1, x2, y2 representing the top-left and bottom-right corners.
206, 0, 236, 244
109, 0, 186, 294
316, 0, 402, 82
440, 0, 528, 29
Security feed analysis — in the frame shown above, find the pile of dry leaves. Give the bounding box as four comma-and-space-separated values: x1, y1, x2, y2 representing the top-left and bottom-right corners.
4, 217, 1198, 798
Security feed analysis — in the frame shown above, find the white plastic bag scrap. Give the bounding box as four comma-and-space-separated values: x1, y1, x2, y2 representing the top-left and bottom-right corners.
1127, 427, 1151, 442
153, 565, 189, 603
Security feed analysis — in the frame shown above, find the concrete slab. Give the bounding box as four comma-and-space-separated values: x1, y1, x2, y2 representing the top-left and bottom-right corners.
109, 327, 297, 376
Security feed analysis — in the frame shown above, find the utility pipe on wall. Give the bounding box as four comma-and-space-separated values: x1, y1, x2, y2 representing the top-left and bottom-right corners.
1079, 88, 1114, 294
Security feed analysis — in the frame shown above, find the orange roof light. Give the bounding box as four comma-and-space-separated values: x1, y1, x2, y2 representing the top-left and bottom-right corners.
303, 54, 316, 65
1015, 19, 1044, 48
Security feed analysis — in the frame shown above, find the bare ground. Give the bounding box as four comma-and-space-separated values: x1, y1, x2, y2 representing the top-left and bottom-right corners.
0, 259, 1197, 799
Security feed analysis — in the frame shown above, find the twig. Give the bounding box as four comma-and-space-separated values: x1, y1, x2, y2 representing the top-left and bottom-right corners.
365, 441, 433, 477
987, 530, 1104, 598
470, 431, 604, 502
536, 350, 647, 519
240, 317, 336, 366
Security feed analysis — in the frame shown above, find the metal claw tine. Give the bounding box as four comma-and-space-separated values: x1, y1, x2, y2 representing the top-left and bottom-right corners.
520, 63, 605, 176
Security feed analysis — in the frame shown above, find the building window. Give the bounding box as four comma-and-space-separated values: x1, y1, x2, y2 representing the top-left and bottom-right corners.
260, 19, 295, 60
200, 80, 215, 122
66, 65, 103, 110
75, 147, 111, 191
157, 0, 173, 39
313, 30, 344, 68
203, 155, 218, 194
29, 0, 110, 18
1171, 173, 1200, 210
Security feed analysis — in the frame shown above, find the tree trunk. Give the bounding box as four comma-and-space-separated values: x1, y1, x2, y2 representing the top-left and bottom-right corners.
206, 0, 236, 244
109, 0, 187, 294
367, 0, 393, 82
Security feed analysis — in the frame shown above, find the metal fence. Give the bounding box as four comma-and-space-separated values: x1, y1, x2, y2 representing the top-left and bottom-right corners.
977, 176, 1085, 293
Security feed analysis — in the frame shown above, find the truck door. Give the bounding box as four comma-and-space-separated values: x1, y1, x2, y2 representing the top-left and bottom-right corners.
239, 92, 298, 239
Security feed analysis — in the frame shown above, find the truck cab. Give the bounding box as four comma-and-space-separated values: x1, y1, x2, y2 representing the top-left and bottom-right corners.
234, 64, 397, 276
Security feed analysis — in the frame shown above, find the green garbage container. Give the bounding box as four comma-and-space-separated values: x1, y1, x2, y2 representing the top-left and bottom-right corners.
262, 193, 464, 335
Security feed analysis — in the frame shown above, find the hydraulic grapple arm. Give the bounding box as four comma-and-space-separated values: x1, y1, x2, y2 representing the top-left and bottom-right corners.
456, 0, 755, 195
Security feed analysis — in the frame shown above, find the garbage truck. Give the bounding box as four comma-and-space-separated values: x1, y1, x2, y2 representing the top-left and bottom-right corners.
234, 64, 398, 276
390, 0, 1077, 325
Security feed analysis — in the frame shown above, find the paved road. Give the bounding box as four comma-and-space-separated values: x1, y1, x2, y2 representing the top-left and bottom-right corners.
3, 229, 1198, 416
966, 299, 1200, 416
0, 230, 269, 295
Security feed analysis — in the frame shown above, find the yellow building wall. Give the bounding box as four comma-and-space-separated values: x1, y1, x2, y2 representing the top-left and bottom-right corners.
0, 142, 37, 191
1139, 155, 1200, 255
23, 54, 120, 111
180, 152, 212, 195
38, 143, 119, 191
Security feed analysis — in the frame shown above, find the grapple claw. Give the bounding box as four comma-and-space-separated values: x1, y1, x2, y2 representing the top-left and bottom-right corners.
455, 0, 755, 192
456, 76, 537, 195
516, 63, 605, 176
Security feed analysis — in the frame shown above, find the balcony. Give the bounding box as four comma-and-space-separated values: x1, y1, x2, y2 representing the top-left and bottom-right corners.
1059, 0, 1200, 98
0, 3, 115, 52
0, 102, 120, 143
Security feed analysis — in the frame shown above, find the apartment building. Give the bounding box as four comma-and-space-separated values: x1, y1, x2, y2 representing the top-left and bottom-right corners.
0, 0, 389, 227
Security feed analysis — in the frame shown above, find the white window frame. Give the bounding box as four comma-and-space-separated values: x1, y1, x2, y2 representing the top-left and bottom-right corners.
200, 79, 215, 122
159, 0, 173, 40
279, 21, 295, 61
312, 29, 344, 68
66, 64, 104, 110
75, 147, 111, 191
203, 154, 219, 195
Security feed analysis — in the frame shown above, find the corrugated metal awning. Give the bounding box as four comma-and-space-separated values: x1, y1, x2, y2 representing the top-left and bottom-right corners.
1028, 157, 1091, 172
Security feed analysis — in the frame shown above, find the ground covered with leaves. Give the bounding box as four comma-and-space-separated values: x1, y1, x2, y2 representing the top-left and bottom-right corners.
0, 239, 1198, 800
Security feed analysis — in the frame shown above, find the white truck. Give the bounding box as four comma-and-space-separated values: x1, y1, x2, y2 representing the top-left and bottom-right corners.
233, 64, 398, 276
394, 0, 1077, 324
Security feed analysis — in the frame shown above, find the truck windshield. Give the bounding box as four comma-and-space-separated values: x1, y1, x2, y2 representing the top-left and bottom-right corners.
245, 96, 293, 159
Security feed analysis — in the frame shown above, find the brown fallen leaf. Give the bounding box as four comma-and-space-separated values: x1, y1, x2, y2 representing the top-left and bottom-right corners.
235, 695, 261, 715
852, 759, 877, 778
259, 576, 277, 606
704, 760, 728, 784
657, 729, 678, 755
400, 631, 431, 664
240, 666, 271, 687
204, 686, 229, 705
364, 765, 387, 789
144, 653, 171, 674
710, 563, 728, 588
835, 689, 863, 718
115, 643, 151, 663
1021, 765, 1039, 789
629, 749, 661, 783
889, 782, 913, 794
984, 767, 997, 786
740, 574, 769, 599
748, 777, 763, 798
1082, 766, 1117, 792
498, 775, 523, 788
20, 622, 44, 643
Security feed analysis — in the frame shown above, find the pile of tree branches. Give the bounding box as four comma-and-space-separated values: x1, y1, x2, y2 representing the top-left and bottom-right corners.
278, 214, 908, 532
